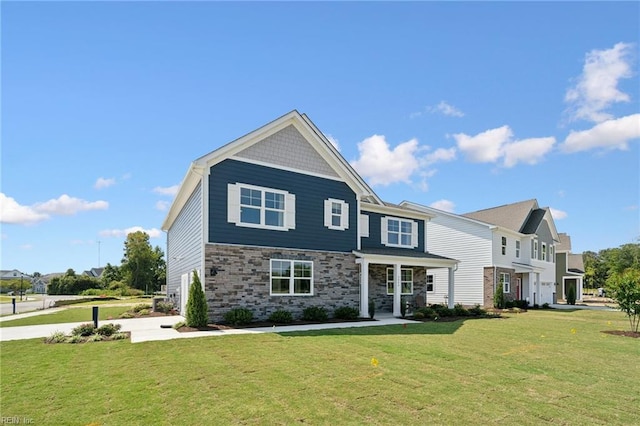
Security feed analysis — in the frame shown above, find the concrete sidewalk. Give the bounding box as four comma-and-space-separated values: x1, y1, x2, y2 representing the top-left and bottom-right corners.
0, 314, 418, 344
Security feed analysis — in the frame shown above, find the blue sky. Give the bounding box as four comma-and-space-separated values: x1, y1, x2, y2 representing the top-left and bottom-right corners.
1, 1, 639, 275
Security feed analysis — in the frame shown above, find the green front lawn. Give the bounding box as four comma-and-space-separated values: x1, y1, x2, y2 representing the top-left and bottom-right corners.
0, 306, 133, 327
1, 310, 637, 425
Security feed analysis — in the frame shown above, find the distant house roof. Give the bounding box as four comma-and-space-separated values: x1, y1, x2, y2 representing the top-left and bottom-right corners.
0, 270, 30, 280
557, 233, 572, 252
463, 199, 538, 233
82, 268, 105, 278
568, 254, 584, 273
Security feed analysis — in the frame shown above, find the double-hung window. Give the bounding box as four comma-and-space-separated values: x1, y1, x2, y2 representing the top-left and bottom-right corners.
515, 240, 521, 258
228, 183, 295, 230
386, 268, 413, 295
270, 260, 313, 295
500, 272, 511, 293
501, 237, 507, 255
381, 217, 418, 248
324, 199, 349, 231
533, 239, 538, 260
426, 274, 434, 292
541, 243, 547, 261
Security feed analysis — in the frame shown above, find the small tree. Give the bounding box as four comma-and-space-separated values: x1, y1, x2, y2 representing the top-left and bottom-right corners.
494, 281, 505, 309
185, 271, 208, 328
566, 284, 577, 305
607, 269, 640, 333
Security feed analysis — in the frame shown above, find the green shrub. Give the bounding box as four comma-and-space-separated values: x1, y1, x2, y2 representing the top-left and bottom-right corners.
454, 304, 469, 316
468, 305, 486, 316
133, 303, 152, 313
413, 311, 425, 319
96, 323, 122, 336
505, 300, 515, 309
186, 271, 208, 328
87, 334, 104, 342
67, 334, 84, 344
432, 305, 455, 317
494, 282, 505, 309
368, 300, 375, 319
302, 306, 328, 321
224, 308, 254, 325
416, 307, 436, 319
566, 285, 577, 305
334, 306, 359, 320
173, 321, 186, 329
514, 299, 529, 309
268, 309, 293, 324
44, 331, 67, 344
400, 296, 407, 318
111, 332, 128, 340
429, 304, 444, 310
137, 309, 151, 316
155, 301, 174, 314
542, 303, 550, 309
72, 323, 96, 336
119, 311, 135, 319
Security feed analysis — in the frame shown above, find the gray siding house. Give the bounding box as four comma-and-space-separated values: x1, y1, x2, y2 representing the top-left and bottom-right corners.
162, 111, 458, 321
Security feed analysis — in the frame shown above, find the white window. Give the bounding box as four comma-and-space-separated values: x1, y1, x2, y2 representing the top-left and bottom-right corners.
501, 236, 507, 255
381, 217, 418, 248
426, 274, 434, 292
227, 183, 295, 231
324, 199, 349, 231
359, 214, 369, 238
515, 240, 521, 258
386, 268, 413, 295
270, 260, 313, 296
533, 239, 538, 260
500, 272, 511, 293
541, 243, 547, 261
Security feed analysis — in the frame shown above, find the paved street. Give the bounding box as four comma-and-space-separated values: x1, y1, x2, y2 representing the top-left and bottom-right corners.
0, 295, 86, 316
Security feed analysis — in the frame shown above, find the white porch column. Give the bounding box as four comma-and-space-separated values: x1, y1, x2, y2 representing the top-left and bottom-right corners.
393, 263, 401, 317
535, 272, 541, 305
359, 259, 369, 318
447, 267, 455, 309
577, 277, 584, 302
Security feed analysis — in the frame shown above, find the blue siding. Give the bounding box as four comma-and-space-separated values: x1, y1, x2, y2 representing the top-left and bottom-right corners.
361, 211, 425, 252
209, 159, 357, 252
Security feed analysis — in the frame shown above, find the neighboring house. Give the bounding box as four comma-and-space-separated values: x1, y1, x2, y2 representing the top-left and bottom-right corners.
555, 233, 584, 302
162, 111, 458, 321
82, 267, 105, 279
402, 199, 560, 307
0, 270, 32, 293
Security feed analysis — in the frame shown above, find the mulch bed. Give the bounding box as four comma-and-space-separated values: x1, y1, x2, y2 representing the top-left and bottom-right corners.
176, 317, 376, 333
601, 330, 640, 338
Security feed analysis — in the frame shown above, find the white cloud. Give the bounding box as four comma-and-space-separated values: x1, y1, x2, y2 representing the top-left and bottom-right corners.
153, 185, 180, 196
33, 194, 108, 216
455, 126, 555, 167
0, 193, 50, 224
565, 42, 635, 123
550, 208, 568, 220
561, 114, 640, 153
502, 137, 556, 168
423, 147, 457, 166
429, 199, 456, 213
325, 134, 341, 152
94, 177, 116, 189
351, 135, 420, 186
20, 244, 33, 250
431, 101, 465, 117
155, 200, 170, 211
454, 126, 513, 163
99, 226, 162, 239
411, 101, 465, 118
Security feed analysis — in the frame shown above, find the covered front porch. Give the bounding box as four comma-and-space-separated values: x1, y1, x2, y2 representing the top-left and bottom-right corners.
354, 248, 458, 318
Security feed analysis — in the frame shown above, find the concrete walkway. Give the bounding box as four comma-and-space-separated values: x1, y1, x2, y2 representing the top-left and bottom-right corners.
551, 303, 616, 311
0, 312, 418, 344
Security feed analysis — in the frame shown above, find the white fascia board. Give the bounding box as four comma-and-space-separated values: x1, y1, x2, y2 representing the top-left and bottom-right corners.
161, 163, 205, 231
353, 251, 458, 268
362, 202, 433, 221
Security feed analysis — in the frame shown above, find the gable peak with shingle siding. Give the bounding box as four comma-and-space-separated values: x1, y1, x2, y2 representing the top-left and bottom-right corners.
557, 233, 572, 252
234, 124, 340, 179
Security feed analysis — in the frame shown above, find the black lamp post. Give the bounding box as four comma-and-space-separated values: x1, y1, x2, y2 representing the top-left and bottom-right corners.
20, 273, 24, 301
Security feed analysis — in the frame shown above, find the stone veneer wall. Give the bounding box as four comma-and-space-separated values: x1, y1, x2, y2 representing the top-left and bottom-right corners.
203, 244, 359, 322
483, 266, 517, 306
369, 265, 427, 313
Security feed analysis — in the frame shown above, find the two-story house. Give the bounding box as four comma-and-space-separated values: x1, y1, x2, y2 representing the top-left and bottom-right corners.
402, 199, 559, 307
555, 233, 584, 302
162, 111, 458, 322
